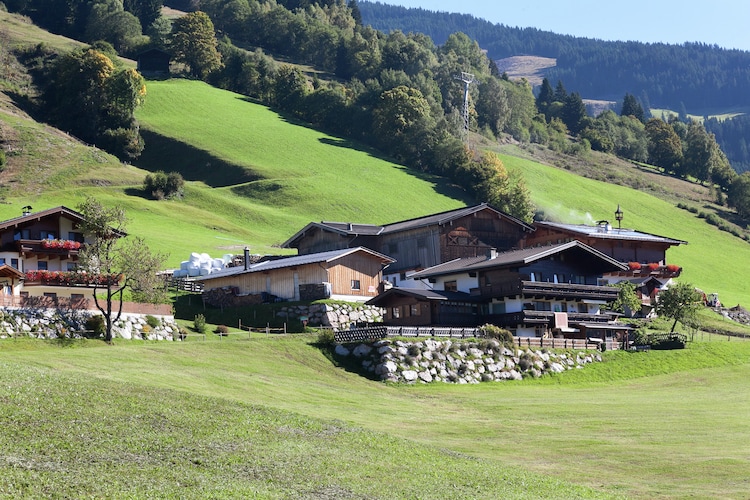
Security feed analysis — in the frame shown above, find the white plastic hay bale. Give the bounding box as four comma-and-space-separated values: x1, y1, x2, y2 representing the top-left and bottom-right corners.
180, 260, 190, 270
189, 252, 201, 263
212, 258, 224, 269
222, 254, 234, 264
198, 268, 210, 276
172, 269, 188, 278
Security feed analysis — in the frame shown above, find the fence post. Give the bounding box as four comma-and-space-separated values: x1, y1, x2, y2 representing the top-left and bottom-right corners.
239, 319, 242, 331
266, 323, 270, 336
284, 323, 287, 334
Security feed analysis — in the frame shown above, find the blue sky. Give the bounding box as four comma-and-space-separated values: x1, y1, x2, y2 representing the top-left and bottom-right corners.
372, 1, 750, 51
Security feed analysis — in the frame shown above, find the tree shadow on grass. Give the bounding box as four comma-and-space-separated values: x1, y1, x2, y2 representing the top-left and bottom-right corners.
134, 129, 261, 188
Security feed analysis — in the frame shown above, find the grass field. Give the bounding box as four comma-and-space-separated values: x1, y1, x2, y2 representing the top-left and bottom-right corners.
1, 335, 749, 498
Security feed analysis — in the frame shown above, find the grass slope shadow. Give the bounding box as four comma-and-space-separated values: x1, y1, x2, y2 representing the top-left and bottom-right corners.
135, 129, 261, 188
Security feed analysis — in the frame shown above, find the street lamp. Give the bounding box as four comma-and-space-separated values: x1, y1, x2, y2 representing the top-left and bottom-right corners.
615, 204, 623, 230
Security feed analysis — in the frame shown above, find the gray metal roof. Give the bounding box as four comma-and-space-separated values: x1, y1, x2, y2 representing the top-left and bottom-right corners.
199, 247, 394, 281
366, 287, 479, 306
280, 221, 383, 248
535, 221, 686, 245
411, 241, 627, 279
381, 203, 534, 234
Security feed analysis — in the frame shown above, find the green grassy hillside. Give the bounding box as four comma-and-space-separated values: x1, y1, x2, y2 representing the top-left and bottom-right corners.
2, 335, 749, 498
2, 75, 748, 304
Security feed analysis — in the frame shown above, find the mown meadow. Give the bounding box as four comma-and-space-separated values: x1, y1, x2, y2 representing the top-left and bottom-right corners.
1, 334, 749, 499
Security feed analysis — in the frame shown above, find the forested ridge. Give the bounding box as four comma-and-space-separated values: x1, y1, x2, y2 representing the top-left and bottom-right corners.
359, 1, 750, 174
359, 1, 750, 111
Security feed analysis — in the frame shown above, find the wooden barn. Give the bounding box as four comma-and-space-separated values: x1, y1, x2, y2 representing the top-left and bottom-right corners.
283, 203, 535, 287
198, 247, 394, 303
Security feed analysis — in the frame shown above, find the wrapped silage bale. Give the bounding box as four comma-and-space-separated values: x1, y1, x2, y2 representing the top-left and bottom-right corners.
173, 269, 188, 278
189, 252, 201, 264
211, 258, 224, 271
222, 254, 234, 265
198, 267, 210, 276
180, 261, 190, 271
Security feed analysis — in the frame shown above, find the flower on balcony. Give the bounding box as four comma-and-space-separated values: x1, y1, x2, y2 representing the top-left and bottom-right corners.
647, 263, 660, 271
24, 270, 120, 286
628, 262, 642, 270
666, 264, 681, 273
41, 239, 82, 250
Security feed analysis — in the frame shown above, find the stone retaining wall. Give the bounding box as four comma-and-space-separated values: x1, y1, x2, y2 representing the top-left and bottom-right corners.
334, 338, 602, 384
0, 308, 179, 341
276, 302, 383, 329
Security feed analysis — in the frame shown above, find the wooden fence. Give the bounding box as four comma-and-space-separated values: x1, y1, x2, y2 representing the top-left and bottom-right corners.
238, 320, 287, 335
334, 325, 610, 349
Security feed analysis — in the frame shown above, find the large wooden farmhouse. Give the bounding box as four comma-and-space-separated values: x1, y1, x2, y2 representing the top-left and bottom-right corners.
282, 203, 535, 287
198, 247, 394, 303
367, 241, 630, 341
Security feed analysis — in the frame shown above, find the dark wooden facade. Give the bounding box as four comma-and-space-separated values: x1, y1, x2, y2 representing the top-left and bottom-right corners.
371, 242, 626, 332
527, 221, 685, 265
283, 204, 534, 275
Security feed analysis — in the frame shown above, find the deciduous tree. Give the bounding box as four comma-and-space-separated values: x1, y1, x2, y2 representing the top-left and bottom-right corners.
655, 281, 702, 333
171, 11, 222, 79
76, 197, 168, 342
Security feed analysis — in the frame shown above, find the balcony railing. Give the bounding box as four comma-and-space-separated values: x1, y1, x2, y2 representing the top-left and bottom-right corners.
17, 239, 82, 258
520, 281, 619, 301
483, 310, 615, 328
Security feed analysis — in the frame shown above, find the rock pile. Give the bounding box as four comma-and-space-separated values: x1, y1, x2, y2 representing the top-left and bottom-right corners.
335, 338, 602, 383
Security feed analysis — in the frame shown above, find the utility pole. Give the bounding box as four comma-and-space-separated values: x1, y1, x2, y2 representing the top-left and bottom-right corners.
454, 71, 477, 139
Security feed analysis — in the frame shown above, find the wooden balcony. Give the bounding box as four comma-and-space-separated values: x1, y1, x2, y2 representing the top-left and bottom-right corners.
520, 281, 619, 301
16, 239, 81, 260
483, 310, 615, 328
473, 279, 618, 301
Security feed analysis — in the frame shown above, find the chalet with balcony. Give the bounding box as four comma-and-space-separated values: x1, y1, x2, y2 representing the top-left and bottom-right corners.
367, 241, 630, 341
198, 247, 394, 304
282, 203, 535, 287
0, 205, 123, 302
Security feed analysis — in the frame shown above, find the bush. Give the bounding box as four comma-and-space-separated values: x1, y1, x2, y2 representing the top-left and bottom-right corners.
145, 315, 160, 328
84, 315, 106, 338
316, 329, 335, 346
193, 314, 206, 333
144, 170, 185, 200
481, 324, 514, 346
214, 324, 228, 335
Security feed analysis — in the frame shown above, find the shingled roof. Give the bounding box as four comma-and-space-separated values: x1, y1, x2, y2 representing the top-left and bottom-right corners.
410, 241, 627, 279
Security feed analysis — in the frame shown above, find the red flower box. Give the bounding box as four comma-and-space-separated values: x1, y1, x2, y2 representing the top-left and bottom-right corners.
666, 264, 680, 273
647, 263, 660, 271
41, 239, 81, 250
628, 262, 642, 270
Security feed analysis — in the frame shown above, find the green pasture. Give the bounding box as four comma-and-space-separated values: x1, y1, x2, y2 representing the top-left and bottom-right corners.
3, 76, 750, 304
2, 336, 749, 498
